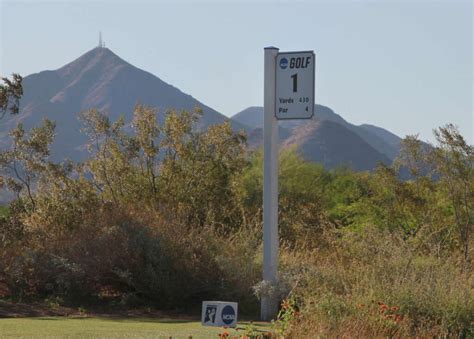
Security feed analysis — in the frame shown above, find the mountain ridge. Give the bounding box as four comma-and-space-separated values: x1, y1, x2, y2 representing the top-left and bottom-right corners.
1, 46, 401, 171
231, 105, 402, 161
1, 47, 247, 160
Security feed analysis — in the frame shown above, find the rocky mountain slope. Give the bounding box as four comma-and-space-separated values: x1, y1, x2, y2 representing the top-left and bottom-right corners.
0, 47, 246, 161
232, 105, 402, 170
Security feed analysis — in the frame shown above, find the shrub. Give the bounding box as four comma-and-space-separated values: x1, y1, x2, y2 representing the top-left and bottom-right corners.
281, 226, 474, 337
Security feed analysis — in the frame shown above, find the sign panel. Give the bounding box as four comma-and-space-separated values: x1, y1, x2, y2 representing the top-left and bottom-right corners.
202, 301, 238, 328
275, 51, 315, 119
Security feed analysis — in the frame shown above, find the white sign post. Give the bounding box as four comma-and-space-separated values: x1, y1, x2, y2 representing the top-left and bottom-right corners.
262, 46, 280, 322
262, 47, 315, 321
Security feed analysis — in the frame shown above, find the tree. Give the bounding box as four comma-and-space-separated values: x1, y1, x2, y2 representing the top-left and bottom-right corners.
0, 119, 56, 211
0, 74, 23, 118
430, 124, 473, 265
159, 108, 247, 229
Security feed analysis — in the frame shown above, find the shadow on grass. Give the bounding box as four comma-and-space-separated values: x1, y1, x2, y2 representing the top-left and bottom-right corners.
84, 318, 273, 327
34, 316, 199, 324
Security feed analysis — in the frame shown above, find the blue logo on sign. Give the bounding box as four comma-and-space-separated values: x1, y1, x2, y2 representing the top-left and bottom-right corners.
221, 305, 235, 325
279, 58, 288, 69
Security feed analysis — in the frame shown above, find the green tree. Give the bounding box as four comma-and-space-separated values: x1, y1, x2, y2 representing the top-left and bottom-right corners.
430, 124, 473, 265
0, 119, 56, 211
159, 108, 247, 229
0, 73, 23, 118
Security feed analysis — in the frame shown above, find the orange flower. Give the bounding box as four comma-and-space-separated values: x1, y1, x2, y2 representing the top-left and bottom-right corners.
391, 305, 399, 311
218, 331, 229, 338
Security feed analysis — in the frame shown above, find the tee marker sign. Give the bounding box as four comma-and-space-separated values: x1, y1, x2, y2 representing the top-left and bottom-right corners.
275, 51, 315, 119
262, 47, 316, 322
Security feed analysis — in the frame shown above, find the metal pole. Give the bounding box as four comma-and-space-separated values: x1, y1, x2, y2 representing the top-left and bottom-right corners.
261, 46, 279, 321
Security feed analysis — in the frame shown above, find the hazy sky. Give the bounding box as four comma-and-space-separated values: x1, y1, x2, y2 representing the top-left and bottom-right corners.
1, 0, 472, 143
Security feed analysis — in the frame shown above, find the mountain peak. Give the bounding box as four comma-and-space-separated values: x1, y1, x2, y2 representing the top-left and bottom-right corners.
6, 45, 244, 161
56, 47, 130, 81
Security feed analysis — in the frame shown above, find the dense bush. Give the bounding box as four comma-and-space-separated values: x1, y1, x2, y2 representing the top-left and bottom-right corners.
0, 106, 472, 336
280, 226, 473, 337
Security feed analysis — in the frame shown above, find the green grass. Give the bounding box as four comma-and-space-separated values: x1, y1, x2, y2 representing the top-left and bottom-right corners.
0, 317, 272, 338
0, 205, 9, 218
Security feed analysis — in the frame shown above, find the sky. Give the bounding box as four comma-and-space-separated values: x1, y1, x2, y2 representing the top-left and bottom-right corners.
0, 0, 472, 144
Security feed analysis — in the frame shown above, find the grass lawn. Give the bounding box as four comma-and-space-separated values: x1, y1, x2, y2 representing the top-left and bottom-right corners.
0, 317, 272, 338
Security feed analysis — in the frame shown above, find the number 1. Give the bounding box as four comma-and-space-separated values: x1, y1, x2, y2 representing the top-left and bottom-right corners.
291, 73, 297, 92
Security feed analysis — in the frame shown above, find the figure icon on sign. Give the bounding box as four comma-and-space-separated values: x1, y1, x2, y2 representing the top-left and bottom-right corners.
204, 305, 217, 323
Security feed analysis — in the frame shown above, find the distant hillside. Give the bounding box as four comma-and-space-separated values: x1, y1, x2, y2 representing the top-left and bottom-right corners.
232, 106, 264, 129
360, 124, 402, 147
233, 104, 346, 130
0, 47, 246, 161
232, 105, 402, 162
246, 118, 390, 171
1, 46, 402, 173
283, 119, 390, 171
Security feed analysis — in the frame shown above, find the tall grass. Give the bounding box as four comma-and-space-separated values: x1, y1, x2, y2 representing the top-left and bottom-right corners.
279, 226, 474, 337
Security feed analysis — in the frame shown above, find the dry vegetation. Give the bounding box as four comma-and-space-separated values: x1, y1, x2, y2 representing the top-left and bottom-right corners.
0, 104, 472, 337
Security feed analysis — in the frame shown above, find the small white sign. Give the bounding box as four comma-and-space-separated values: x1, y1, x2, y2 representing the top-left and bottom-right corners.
201, 301, 238, 328
275, 51, 315, 119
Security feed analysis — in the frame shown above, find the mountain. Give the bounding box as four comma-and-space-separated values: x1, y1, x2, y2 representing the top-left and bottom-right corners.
360, 124, 402, 148
283, 119, 390, 171
246, 118, 390, 171
232, 105, 402, 163
0, 47, 246, 160
233, 104, 346, 130
1, 46, 400, 172
231, 106, 263, 129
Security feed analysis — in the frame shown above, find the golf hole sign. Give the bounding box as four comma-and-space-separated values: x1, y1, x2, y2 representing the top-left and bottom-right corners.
202, 301, 238, 327
276, 51, 315, 120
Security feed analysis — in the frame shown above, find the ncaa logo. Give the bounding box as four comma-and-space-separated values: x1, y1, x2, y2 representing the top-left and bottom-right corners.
221, 305, 236, 325
279, 57, 288, 69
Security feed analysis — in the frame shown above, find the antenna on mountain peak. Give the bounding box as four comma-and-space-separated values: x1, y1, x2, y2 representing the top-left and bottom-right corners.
98, 31, 105, 48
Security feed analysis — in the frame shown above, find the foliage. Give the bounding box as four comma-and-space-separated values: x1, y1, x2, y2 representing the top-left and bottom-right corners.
272, 297, 301, 336
431, 124, 473, 265
0, 119, 56, 210
280, 227, 473, 337
0, 106, 472, 336
0, 73, 23, 118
